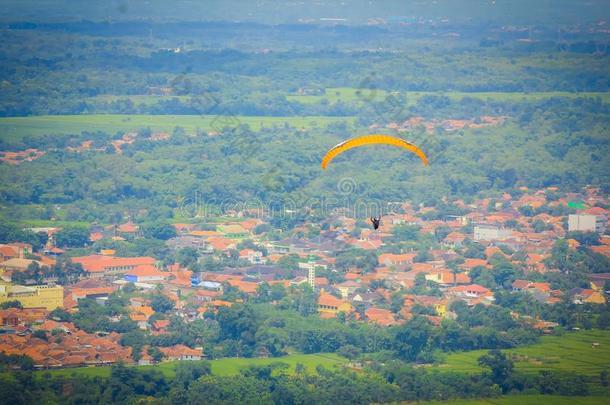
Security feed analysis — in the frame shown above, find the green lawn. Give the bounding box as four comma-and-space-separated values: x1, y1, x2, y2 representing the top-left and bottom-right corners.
287, 87, 610, 106
436, 330, 610, 376
35, 353, 347, 380
412, 395, 610, 405
0, 114, 355, 143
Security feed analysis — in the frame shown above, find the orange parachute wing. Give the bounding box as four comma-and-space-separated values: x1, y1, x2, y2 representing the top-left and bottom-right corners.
321, 134, 429, 169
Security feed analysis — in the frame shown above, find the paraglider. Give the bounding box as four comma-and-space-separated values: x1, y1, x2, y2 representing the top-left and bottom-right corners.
370, 217, 380, 230
321, 134, 429, 170
321, 135, 429, 230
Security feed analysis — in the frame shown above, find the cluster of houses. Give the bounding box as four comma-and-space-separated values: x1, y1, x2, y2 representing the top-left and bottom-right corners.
0, 186, 608, 369
373, 115, 508, 134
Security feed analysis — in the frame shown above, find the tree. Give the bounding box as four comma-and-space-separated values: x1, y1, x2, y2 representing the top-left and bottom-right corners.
54, 227, 89, 248
177, 247, 199, 268
151, 294, 175, 313
32, 330, 47, 341
601, 370, 609, 387
414, 249, 432, 263
49, 308, 71, 322
142, 222, 177, 240
394, 317, 432, 361
0, 300, 23, 310
478, 350, 514, 392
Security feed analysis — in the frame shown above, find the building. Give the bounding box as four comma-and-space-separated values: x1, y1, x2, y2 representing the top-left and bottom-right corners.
473, 225, 512, 241
0, 258, 41, 273
0, 282, 63, 310
378, 253, 416, 267
239, 249, 265, 264
159, 344, 203, 361
568, 212, 607, 234
335, 280, 360, 299
72, 255, 157, 277
317, 291, 352, 316
124, 265, 166, 283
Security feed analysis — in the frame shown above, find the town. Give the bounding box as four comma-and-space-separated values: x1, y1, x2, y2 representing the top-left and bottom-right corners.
1, 185, 608, 370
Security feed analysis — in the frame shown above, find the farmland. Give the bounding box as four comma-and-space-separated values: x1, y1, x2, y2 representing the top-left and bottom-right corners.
287, 87, 610, 106
415, 395, 610, 405
0, 114, 356, 144
34, 352, 347, 379
435, 329, 610, 376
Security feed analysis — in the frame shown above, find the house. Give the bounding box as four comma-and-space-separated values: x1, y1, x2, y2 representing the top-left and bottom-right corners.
153, 319, 170, 332
124, 265, 166, 283
138, 346, 154, 366
0, 258, 41, 274
378, 253, 416, 267
0, 308, 21, 327
461, 258, 488, 271
404, 295, 448, 317
335, 280, 360, 299
443, 232, 466, 249
589, 273, 610, 292
425, 271, 471, 286
193, 289, 221, 303
364, 307, 400, 326
72, 255, 156, 277
117, 221, 139, 234
570, 288, 606, 305
449, 284, 494, 300
227, 279, 259, 294
207, 237, 237, 252
70, 287, 114, 304
317, 291, 353, 317
159, 344, 202, 361
512, 280, 551, 294
239, 249, 265, 264
0, 245, 19, 262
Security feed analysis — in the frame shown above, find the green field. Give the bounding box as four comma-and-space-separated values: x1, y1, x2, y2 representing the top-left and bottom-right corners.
436, 330, 610, 376
86, 95, 191, 106
287, 87, 610, 105
413, 395, 610, 405
35, 353, 347, 379
286, 87, 393, 104
0, 114, 355, 143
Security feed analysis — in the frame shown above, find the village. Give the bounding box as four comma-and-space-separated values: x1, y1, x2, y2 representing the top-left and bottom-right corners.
0, 185, 608, 370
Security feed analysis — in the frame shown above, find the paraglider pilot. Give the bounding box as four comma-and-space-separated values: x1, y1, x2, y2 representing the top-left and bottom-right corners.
370, 217, 380, 230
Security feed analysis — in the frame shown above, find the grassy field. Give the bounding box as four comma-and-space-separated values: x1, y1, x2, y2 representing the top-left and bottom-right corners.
16, 219, 91, 228
412, 395, 610, 405
86, 95, 191, 105
0, 114, 355, 143
436, 329, 610, 376
286, 87, 393, 104
287, 87, 610, 105
35, 353, 347, 379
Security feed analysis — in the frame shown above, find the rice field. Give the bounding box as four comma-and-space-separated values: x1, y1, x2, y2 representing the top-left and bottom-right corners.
411, 395, 610, 405
34, 352, 347, 379
0, 114, 356, 144
436, 329, 610, 377
286, 87, 610, 105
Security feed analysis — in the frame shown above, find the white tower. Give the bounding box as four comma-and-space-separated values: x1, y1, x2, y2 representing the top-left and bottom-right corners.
307, 257, 316, 289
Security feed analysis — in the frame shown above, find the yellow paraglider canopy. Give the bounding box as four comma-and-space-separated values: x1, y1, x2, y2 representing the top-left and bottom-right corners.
321, 134, 429, 169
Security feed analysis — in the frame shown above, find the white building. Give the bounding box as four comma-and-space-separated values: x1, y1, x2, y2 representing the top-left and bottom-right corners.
473, 225, 512, 241
568, 213, 607, 234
